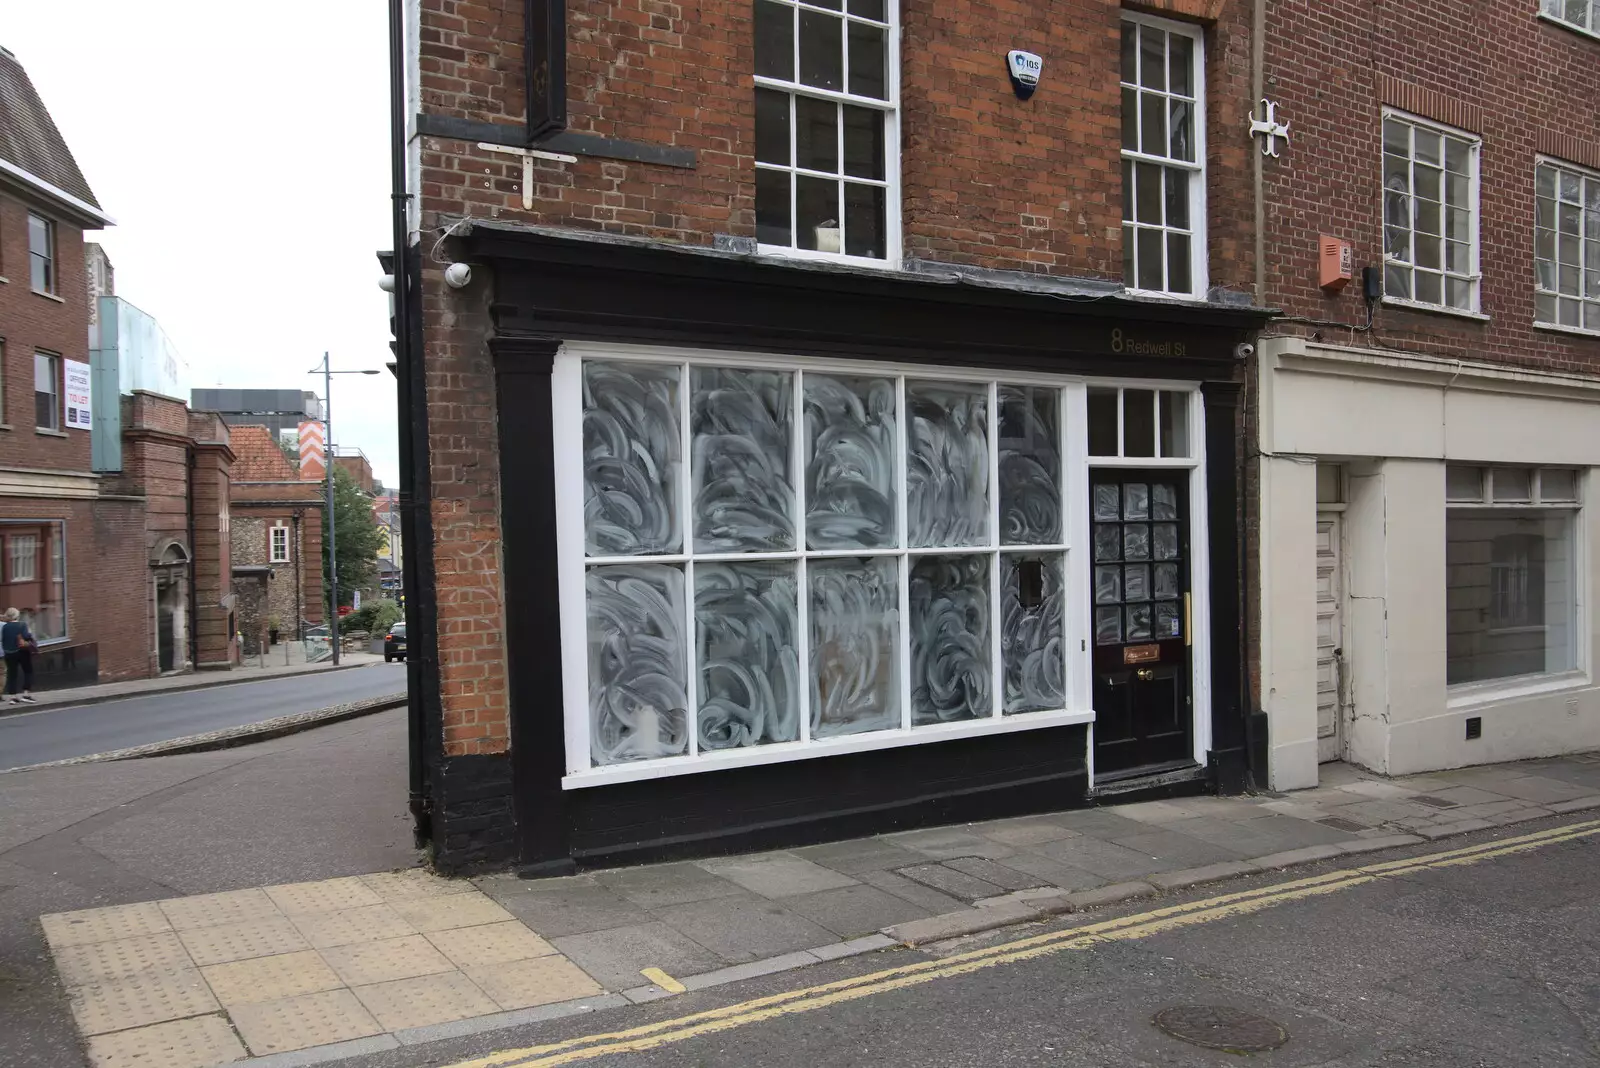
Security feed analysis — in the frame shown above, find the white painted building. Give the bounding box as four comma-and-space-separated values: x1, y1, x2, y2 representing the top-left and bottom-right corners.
1257, 338, 1600, 790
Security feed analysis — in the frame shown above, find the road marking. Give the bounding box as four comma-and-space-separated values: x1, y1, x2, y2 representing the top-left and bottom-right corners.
638, 968, 685, 994
443, 818, 1600, 1068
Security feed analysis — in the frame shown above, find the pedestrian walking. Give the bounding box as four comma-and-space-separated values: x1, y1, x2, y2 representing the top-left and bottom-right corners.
3, 608, 37, 704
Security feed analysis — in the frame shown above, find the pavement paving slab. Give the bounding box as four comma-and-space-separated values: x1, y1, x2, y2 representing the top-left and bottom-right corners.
695, 852, 861, 898
84, 1014, 246, 1068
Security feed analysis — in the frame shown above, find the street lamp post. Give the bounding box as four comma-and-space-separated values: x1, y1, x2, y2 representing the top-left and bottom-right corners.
313, 354, 380, 665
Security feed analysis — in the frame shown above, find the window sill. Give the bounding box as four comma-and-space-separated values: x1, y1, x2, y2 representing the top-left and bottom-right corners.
1447, 669, 1590, 709
32, 290, 65, 304
1124, 287, 1209, 304
1537, 10, 1600, 42
562, 707, 1097, 789
1534, 320, 1600, 340
1381, 296, 1491, 322
35, 428, 68, 438
0, 275, 9, 284
757, 244, 900, 272
0, 424, 11, 432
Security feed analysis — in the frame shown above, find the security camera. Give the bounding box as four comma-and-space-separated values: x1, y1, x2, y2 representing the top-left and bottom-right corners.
1234, 342, 1256, 360
444, 262, 473, 289
378, 274, 396, 293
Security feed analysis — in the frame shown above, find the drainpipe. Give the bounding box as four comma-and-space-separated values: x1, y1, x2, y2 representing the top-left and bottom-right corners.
1252, 0, 1266, 307
292, 510, 304, 640
186, 445, 199, 669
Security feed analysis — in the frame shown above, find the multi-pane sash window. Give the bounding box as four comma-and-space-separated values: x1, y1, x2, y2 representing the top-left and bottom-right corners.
1382, 114, 1479, 312
566, 354, 1099, 775
34, 351, 59, 431
1120, 15, 1204, 297
270, 525, 291, 563
754, 0, 896, 261
1540, 0, 1598, 34
1535, 161, 1600, 333
29, 214, 56, 295
8, 534, 38, 582
1445, 466, 1581, 685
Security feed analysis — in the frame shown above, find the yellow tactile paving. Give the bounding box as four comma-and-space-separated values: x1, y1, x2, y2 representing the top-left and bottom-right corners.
319, 934, 455, 986
229, 988, 383, 1056
426, 920, 558, 969
158, 889, 280, 931
178, 916, 310, 967
264, 876, 384, 915
359, 869, 475, 902
43, 902, 172, 948
289, 903, 417, 949
201, 950, 344, 1007
53, 931, 192, 986
391, 893, 515, 933
84, 1013, 246, 1068
68, 967, 220, 1035
464, 955, 604, 1012
352, 971, 500, 1031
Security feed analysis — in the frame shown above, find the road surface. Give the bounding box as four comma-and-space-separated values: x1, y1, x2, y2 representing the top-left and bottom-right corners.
0, 662, 407, 771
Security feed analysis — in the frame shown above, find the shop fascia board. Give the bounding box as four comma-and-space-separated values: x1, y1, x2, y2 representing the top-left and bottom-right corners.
1266, 336, 1600, 404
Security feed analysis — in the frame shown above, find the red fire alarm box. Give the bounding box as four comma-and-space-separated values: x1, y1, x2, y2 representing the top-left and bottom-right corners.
1320, 236, 1354, 292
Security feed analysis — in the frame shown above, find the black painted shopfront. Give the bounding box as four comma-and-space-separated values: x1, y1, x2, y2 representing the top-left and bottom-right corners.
446, 223, 1268, 875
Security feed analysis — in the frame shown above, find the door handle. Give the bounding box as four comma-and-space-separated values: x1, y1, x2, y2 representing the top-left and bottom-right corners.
1135, 667, 1155, 682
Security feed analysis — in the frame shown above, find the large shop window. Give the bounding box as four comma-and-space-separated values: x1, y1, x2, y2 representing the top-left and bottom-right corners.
1534, 160, 1600, 334
554, 351, 1202, 783
1445, 466, 1580, 686
1, 521, 66, 643
1382, 112, 1480, 313
753, 0, 897, 263
1120, 14, 1206, 298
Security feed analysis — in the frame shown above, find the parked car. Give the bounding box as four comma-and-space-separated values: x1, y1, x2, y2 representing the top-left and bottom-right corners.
384, 623, 407, 662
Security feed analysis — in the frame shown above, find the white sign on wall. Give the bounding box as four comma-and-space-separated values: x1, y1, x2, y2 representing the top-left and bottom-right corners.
64, 360, 92, 430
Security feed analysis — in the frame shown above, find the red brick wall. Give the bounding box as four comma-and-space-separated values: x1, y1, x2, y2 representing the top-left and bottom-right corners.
414, 0, 1260, 757
1260, 1, 1600, 371
0, 192, 93, 468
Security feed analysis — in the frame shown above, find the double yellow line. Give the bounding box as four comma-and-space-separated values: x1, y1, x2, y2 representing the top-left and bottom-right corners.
447, 818, 1600, 1068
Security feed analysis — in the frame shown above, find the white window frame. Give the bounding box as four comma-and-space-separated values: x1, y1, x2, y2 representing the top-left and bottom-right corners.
28, 213, 56, 296
552, 341, 1210, 788
1444, 465, 1588, 701
1538, 0, 1600, 40
1120, 11, 1208, 300
269, 524, 291, 564
753, 0, 902, 268
8, 534, 38, 582
1533, 157, 1600, 336
1381, 110, 1484, 317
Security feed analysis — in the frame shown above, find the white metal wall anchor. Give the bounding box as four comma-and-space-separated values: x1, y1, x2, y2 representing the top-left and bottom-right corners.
1248, 99, 1290, 158
477, 142, 579, 209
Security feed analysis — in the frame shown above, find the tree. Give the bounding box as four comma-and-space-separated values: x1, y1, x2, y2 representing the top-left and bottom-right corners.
323, 466, 384, 608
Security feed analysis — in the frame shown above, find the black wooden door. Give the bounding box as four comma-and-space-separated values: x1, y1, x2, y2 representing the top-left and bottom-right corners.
1090, 471, 1193, 775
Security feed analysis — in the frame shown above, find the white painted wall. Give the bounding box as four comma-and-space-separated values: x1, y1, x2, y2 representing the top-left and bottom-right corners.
1258, 339, 1600, 784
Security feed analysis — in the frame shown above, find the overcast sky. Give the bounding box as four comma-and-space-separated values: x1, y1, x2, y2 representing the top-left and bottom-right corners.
7, 3, 400, 488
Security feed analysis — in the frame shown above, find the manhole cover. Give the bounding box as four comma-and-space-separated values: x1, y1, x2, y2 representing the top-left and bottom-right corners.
1411, 794, 1459, 809
1153, 1006, 1289, 1053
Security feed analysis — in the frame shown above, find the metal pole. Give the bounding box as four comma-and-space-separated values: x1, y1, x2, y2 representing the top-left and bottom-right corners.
325, 352, 341, 665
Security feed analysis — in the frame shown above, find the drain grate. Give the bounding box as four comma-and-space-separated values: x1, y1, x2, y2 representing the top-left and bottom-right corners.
1317, 816, 1366, 833
1153, 1005, 1289, 1053
1410, 795, 1459, 809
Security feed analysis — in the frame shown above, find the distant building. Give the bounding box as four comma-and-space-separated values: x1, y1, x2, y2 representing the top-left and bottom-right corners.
333, 447, 374, 494
191, 388, 324, 443
228, 425, 324, 652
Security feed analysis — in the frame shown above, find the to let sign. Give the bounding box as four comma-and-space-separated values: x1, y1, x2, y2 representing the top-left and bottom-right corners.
64, 360, 92, 430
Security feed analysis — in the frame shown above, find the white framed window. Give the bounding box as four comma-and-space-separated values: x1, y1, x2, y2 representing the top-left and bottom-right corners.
1534, 159, 1600, 334
0, 521, 65, 643
29, 214, 56, 295
1445, 465, 1582, 687
269, 524, 291, 563
553, 343, 1209, 786
34, 351, 60, 431
1382, 112, 1481, 313
1086, 385, 1194, 460
1539, 0, 1599, 36
8, 534, 38, 582
753, 0, 899, 264
1120, 14, 1206, 298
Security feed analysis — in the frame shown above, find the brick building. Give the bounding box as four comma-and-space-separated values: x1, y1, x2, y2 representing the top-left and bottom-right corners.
1250, 1, 1600, 788
397, 0, 1276, 871
228, 425, 326, 652
0, 46, 237, 686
